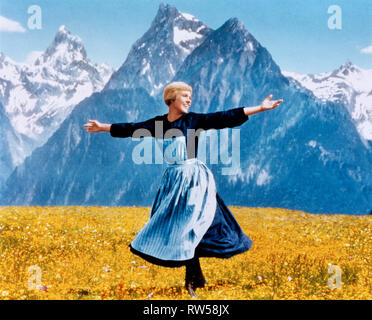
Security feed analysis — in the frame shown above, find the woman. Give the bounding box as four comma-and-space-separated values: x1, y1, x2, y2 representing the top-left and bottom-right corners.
84, 82, 283, 298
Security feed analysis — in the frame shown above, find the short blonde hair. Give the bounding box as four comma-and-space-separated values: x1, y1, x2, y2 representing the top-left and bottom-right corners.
163, 82, 192, 106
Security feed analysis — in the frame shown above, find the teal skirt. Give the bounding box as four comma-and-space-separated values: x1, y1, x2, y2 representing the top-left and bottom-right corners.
130, 158, 252, 267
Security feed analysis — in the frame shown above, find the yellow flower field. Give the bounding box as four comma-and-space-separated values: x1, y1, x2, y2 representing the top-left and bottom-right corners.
0, 206, 371, 300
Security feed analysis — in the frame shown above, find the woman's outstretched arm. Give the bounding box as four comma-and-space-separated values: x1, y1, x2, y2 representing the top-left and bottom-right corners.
84, 116, 160, 138
243, 94, 283, 116
84, 120, 111, 133
193, 94, 284, 130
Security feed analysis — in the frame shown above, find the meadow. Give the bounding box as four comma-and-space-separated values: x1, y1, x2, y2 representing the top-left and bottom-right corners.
0, 206, 371, 300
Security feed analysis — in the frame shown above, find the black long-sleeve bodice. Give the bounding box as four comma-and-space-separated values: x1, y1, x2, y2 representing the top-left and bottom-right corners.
110, 107, 249, 159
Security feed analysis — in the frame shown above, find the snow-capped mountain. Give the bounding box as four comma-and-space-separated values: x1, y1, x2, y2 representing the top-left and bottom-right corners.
1, 5, 371, 215
174, 17, 283, 113
283, 62, 372, 141
0, 25, 113, 168
104, 3, 212, 96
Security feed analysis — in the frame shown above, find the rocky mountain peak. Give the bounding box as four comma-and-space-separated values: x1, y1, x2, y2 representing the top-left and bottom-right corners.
104, 3, 211, 95
155, 3, 181, 22
146, 3, 211, 55
215, 17, 257, 52
0, 25, 113, 173
222, 17, 245, 31
335, 60, 361, 76
41, 25, 87, 65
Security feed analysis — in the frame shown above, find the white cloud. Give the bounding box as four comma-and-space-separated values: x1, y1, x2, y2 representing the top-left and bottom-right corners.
25, 51, 43, 65
360, 45, 372, 55
0, 15, 26, 33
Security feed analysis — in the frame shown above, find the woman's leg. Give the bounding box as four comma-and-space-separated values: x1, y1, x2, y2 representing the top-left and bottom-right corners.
185, 256, 207, 297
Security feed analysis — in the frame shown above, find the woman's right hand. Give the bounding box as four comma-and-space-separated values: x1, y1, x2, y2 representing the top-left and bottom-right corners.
83, 120, 111, 133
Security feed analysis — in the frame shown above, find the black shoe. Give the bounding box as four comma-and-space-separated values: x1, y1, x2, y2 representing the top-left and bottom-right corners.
185, 282, 199, 298
185, 276, 207, 297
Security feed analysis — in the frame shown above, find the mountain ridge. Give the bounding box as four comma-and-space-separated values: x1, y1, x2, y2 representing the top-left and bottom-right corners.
282, 62, 372, 142
104, 4, 212, 96
0, 26, 113, 186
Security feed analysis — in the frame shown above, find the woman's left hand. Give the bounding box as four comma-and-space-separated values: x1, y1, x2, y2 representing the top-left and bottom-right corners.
260, 94, 284, 111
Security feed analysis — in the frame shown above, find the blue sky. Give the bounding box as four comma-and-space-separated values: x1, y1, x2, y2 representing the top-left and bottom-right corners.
0, 0, 371, 74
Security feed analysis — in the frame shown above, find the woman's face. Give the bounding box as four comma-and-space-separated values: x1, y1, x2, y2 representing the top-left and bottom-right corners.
170, 90, 192, 114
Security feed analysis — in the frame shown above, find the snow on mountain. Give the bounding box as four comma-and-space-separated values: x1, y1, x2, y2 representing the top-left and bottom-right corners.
282, 62, 372, 141
0, 25, 113, 171
104, 3, 212, 96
